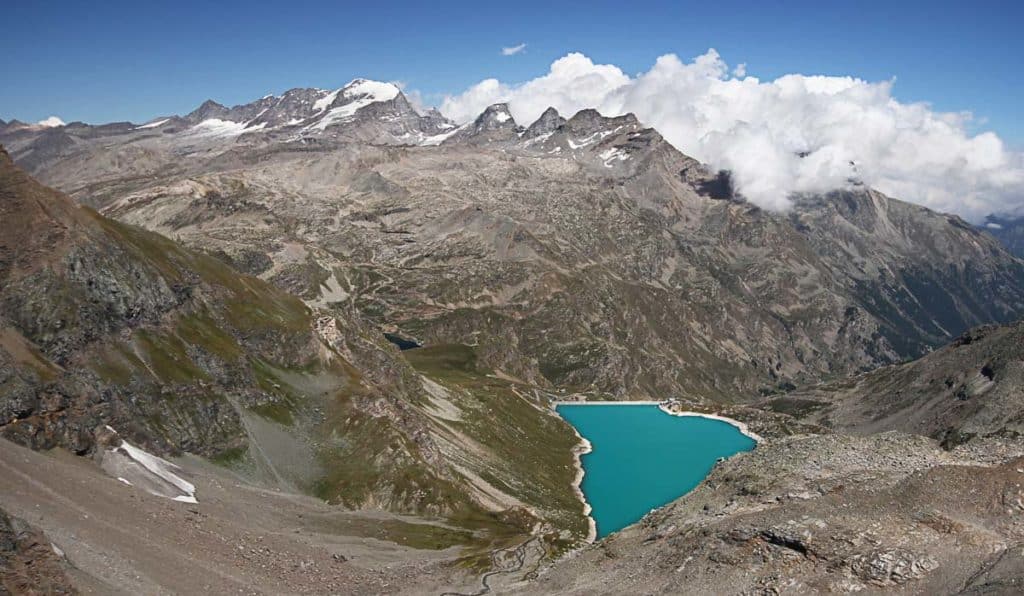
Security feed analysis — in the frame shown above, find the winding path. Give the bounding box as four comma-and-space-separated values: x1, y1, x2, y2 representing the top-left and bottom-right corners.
440, 537, 542, 596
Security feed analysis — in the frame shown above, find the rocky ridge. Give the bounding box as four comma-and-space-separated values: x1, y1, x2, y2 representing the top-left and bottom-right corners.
10, 96, 1021, 402
4, 82, 1024, 594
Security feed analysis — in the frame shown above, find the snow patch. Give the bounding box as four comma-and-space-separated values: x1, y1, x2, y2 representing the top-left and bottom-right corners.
135, 118, 169, 130
309, 104, 366, 130
116, 436, 198, 503
307, 80, 401, 132
522, 131, 554, 147
188, 119, 266, 137
567, 128, 619, 149
420, 123, 467, 146
343, 79, 400, 102
313, 89, 340, 113
599, 147, 629, 167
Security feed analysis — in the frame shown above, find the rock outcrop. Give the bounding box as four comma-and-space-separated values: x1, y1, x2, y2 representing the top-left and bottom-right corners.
0, 507, 77, 595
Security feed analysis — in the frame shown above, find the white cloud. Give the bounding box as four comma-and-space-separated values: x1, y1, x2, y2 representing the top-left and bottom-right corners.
37, 116, 65, 128
501, 43, 527, 56
732, 63, 746, 78
439, 50, 1024, 221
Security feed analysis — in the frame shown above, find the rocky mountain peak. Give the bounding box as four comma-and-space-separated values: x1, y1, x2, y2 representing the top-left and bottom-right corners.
420, 107, 457, 135
186, 99, 230, 124
244, 87, 326, 128
441, 103, 521, 145
523, 107, 566, 139
564, 108, 638, 135
474, 103, 517, 130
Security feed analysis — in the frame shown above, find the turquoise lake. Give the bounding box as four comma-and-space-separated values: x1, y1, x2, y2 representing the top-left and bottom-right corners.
556, 404, 756, 538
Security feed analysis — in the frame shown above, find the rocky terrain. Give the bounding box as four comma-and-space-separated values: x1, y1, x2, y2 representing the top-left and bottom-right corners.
0, 506, 77, 595
516, 432, 1024, 594
0, 147, 589, 561
4, 84, 1023, 404
4, 79, 1024, 594
516, 319, 1024, 594
767, 320, 1024, 447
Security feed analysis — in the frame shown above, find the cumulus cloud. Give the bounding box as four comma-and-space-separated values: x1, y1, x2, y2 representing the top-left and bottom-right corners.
439, 50, 1024, 220
37, 116, 65, 128
501, 43, 527, 56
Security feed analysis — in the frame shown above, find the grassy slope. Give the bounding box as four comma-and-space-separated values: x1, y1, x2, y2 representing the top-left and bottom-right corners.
404, 344, 589, 553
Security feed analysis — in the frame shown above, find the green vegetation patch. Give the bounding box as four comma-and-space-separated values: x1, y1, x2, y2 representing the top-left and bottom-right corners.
133, 329, 210, 384
403, 343, 480, 377
175, 311, 244, 361
404, 343, 590, 546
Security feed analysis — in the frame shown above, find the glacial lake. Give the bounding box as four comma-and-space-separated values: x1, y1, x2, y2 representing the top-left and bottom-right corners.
556, 403, 757, 538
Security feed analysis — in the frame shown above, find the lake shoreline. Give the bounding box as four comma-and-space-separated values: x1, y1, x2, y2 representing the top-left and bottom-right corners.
553, 400, 761, 543
564, 422, 597, 543
656, 405, 765, 444
551, 400, 764, 444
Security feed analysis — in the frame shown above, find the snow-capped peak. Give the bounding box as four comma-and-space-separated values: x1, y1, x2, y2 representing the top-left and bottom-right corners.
306, 79, 404, 132
340, 79, 401, 102
37, 116, 65, 128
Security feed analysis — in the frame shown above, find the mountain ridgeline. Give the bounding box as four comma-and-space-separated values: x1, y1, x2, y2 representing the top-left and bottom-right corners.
4, 81, 1021, 402
3, 78, 1024, 593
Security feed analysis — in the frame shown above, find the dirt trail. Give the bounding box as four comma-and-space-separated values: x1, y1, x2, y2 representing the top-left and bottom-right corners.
441, 537, 546, 596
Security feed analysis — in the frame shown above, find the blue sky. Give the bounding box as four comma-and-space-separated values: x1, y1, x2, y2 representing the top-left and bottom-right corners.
2, 0, 1022, 145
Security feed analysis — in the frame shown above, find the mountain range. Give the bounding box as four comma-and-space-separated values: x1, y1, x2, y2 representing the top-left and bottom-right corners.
2, 79, 1024, 593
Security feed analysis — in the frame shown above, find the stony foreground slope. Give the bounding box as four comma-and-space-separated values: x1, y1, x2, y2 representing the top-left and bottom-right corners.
0, 507, 77, 595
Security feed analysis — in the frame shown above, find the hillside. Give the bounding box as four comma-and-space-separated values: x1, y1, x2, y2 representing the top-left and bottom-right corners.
4, 91, 1023, 403
0, 146, 590, 557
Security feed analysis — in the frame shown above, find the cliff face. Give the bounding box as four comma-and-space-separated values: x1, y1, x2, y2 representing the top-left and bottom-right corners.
982, 215, 1024, 258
